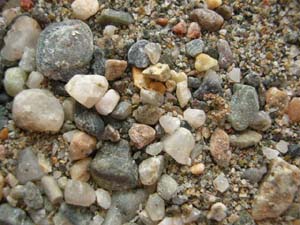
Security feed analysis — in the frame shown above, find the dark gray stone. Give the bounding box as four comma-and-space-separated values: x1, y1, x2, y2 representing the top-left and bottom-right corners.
133, 105, 164, 125
242, 167, 267, 184
128, 40, 150, 68
91, 46, 106, 76
0, 204, 34, 225
243, 72, 261, 88
36, 20, 93, 82
188, 76, 201, 89
90, 139, 138, 191
97, 9, 134, 26
24, 182, 43, 210
50, 80, 69, 97
111, 101, 132, 120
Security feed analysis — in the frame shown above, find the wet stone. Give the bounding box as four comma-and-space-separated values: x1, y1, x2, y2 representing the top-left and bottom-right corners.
128, 40, 150, 68
97, 9, 134, 26
111, 101, 132, 120
217, 39, 234, 69
133, 105, 164, 125
190, 8, 224, 32
23, 182, 43, 210
186, 39, 204, 57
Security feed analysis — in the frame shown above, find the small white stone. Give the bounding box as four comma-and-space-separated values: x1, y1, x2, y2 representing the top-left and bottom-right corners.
159, 115, 180, 134
183, 108, 206, 129
213, 173, 229, 193
146, 142, 164, 156
207, 202, 227, 222
182, 207, 201, 223
103, 25, 118, 37
262, 147, 280, 160
145, 193, 165, 221
71, 0, 99, 20
65, 75, 108, 109
139, 156, 164, 186
176, 81, 191, 108
95, 89, 120, 115
227, 68, 241, 83
26, 71, 44, 89
140, 89, 164, 106
142, 63, 171, 82
145, 43, 162, 64
95, 188, 111, 209
275, 140, 289, 154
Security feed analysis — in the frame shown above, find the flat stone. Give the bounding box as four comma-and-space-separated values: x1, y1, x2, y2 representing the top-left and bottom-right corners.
139, 155, 164, 185
190, 8, 224, 32
249, 111, 272, 131
186, 39, 204, 57
217, 39, 234, 69
129, 123, 156, 149
90, 140, 138, 190
36, 20, 93, 81
133, 105, 164, 125
145, 193, 165, 221
183, 108, 206, 129
210, 128, 231, 167
176, 81, 192, 108
213, 173, 229, 193
145, 43, 161, 64
64, 180, 96, 207
26, 71, 44, 89
65, 75, 109, 109
3, 67, 28, 97
23, 182, 43, 210
97, 9, 134, 26
95, 89, 120, 115
159, 115, 180, 134
163, 127, 195, 165
195, 53, 218, 72
105, 59, 127, 81
71, 0, 99, 20
230, 130, 262, 149
288, 97, 300, 123
207, 202, 227, 222
128, 40, 150, 68
0, 204, 34, 225
143, 63, 171, 82
157, 174, 178, 200
140, 89, 164, 106
252, 158, 300, 220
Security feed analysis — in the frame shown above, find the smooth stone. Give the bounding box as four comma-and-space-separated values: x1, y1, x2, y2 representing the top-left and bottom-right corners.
157, 174, 178, 201
242, 167, 267, 184
228, 84, 259, 131
287, 144, 300, 158
96, 188, 111, 209
190, 8, 224, 32
3, 67, 27, 97
95, 89, 120, 115
69, 131, 96, 161
26, 71, 44, 89
216, 5, 233, 20
186, 39, 204, 57
105, 59, 127, 81
23, 182, 43, 210
170, 70, 187, 83
163, 127, 195, 165
206, 0, 222, 9
71, 0, 99, 20
111, 101, 132, 120
16, 148, 44, 184
159, 115, 180, 134
91, 47, 106, 75
265, 87, 289, 114
90, 140, 138, 190
129, 123, 156, 149
128, 40, 150, 68
133, 105, 164, 125
229, 130, 262, 149
102, 206, 122, 225
103, 25, 118, 37
288, 97, 300, 123
195, 53, 218, 72
0, 204, 34, 225
249, 111, 272, 131
213, 173, 229, 193
145, 43, 161, 64
140, 89, 164, 106
187, 22, 201, 39
139, 155, 164, 186
64, 180, 96, 207
217, 39, 234, 69
70, 158, 91, 182
65, 75, 109, 109
41, 176, 63, 204
275, 140, 289, 154
36, 20, 93, 81
176, 81, 192, 108
142, 63, 171, 82
183, 108, 206, 129
227, 67, 241, 83
262, 147, 279, 160
146, 142, 164, 156
207, 202, 227, 222
1, 16, 41, 61
97, 9, 134, 26
145, 193, 165, 221
252, 158, 300, 220
172, 21, 187, 35
12, 89, 64, 132
210, 128, 231, 167
19, 47, 36, 72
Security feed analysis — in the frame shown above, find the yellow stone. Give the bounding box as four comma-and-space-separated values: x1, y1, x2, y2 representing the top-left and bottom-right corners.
206, 0, 222, 9
170, 70, 187, 83
195, 54, 218, 72
132, 67, 151, 89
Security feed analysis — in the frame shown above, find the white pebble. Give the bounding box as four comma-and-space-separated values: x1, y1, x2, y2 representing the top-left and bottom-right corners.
262, 147, 279, 160
95, 188, 111, 209
227, 68, 241, 83
95, 89, 120, 116
275, 140, 289, 154
71, 0, 99, 20
159, 115, 180, 134
213, 173, 229, 193
26, 71, 44, 89
183, 108, 206, 129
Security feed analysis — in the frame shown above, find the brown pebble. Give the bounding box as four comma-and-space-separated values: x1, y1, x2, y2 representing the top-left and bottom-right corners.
129, 123, 156, 149
0, 128, 8, 140
265, 87, 289, 114
210, 128, 231, 167
156, 18, 168, 26
149, 82, 166, 95
187, 22, 201, 39
172, 21, 187, 36
288, 97, 300, 123
70, 158, 92, 182
190, 163, 205, 175
105, 59, 127, 81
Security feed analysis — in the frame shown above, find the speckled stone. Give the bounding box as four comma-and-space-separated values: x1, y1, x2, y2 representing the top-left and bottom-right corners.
217, 39, 234, 69
186, 39, 204, 57
133, 105, 164, 125
0, 204, 34, 225
129, 123, 156, 149
128, 40, 150, 68
111, 101, 132, 120
190, 8, 224, 32
210, 128, 231, 167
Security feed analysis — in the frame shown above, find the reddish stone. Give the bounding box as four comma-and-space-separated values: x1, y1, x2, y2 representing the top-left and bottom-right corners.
156, 18, 168, 26
172, 21, 187, 36
20, 0, 34, 11
187, 22, 201, 39
288, 97, 300, 123
129, 123, 156, 149
210, 128, 231, 167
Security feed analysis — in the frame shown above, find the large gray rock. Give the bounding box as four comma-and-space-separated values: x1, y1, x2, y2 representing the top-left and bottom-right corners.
36, 20, 93, 81
90, 140, 138, 190
0, 204, 34, 225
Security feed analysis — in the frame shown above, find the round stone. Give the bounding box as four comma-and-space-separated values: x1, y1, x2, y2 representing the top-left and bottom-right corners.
183, 108, 206, 129
71, 0, 99, 20
3, 67, 28, 97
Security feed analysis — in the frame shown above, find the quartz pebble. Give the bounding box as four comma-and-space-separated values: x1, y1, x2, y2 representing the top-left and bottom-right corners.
69, 131, 96, 161
207, 202, 227, 222
41, 176, 63, 204
183, 108, 206, 129
163, 127, 195, 165
96, 188, 111, 209
139, 156, 164, 185
145, 193, 165, 221
103, 25, 118, 37
262, 147, 279, 160
70, 158, 92, 182
157, 174, 178, 200
140, 89, 164, 106
276, 140, 289, 154
145, 43, 162, 64
19, 47, 36, 72
210, 128, 231, 167
143, 63, 171, 82
213, 173, 229, 193
26, 71, 44, 89
227, 68, 241, 83
64, 180, 96, 207
128, 40, 150, 68
159, 115, 180, 134
287, 97, 300, 123
195, 53, 218, 72
71, 0, 99, 20
129, 123, 156, 149
65, 75, 109, 109
249, 111, 272, 131
105, 59, 127, 81
146, 142, 164, 156
187, 22, 201, 39
217, 39, 234, 69
190, 8, 224, 32
206, 0, 222, 9
97, 8, 134, 26
176, 81, 192, 108
229, 130, 262, 149
186, 39, 204, 57
111, 101, 132, 120
4, 67, 28, 97
95, 89, 120, 115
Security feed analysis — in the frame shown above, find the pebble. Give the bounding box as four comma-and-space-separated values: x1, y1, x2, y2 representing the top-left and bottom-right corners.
195, 53, 218, 72
287, 97, 300, 123
262, 147, 279, 160
64, 179, 96, 207
91, 47, 106, 75
187, 22, 201, 39
132, 67, 151, 89
159, 115, 180, 134
19, 47, 36, 72
146, 142, 164, 156
145, 193, 165, 221
182, 207, 202, 223
229, 130, 262, 149
101, 124, 120, 142
252, 158, 300, 220
190, 8, 224, 32
157, 174, 178, 201
36, 20, 93, 81
242, 167, 267, 184
3, 67, 27, 96
145, 43, 162, 64
62, 98, 75, 121
210, 128, 231, 167
1, 16, 41, 61
71, 0, 99, 20
65, 75, 109, 109
133, 105, 164, 125
95, 89, 120, 115
97, 8, 134, 26
265, 87, 289, 114
188, 76, 201, 89
143, 63, 171, 82
140, 89, 164, 106
95, 188, 111, 209
16, 148, 44, 184
249, 111, 272, 131
41, 176, 63, 204
163, 127, 195, 165
176, 81, 192, 108
103, 25, 118, 37
128, 40, 150, 68
105, 59, 127, 81
139, 155, 164, 185
227, 68, 241, 83
69, 131, 97, 161
216, 5, 233, 20
275, 140, 289, 154
183, 108, 206, 129
186, 39, 204, 57
213, 173, 229, 193
129, 123, 156, 149
0, 204, 34, 225
172, 21, 187, 35
206, 0, 222, 9
207, 202, 227, 222
23, 182, 43, 210
217, 39, 234, 69
111, 101, 132, 120
288, 144, 300, 158
91, 215, 104, 225
26, 71, 44, 89
190, 163, 205, 175
70, 158, 91, 182
228, 84, 259, 131
90, 140, 138, 190
244, 72, 261, 88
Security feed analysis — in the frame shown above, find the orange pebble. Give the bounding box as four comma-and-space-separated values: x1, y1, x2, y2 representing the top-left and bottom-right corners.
149, 82, 166, 95
0, 128, 8, 140
156, 18, 169, 26
172, 21, 187, 36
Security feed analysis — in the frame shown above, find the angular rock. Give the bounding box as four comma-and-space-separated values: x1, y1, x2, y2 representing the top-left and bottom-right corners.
176, 81, 192, 108
71, 0, 99, 20
95, 89, 120, 115
111, 101, 132, 120
186, 39, 204, 57
139, 156, 164, 186
227, 67, 240, 83
133, 105, 164, 125
70, 158, 91, 182
105, 59, 127, 81
183, 108, 206, 129
97, 9, 134, 26
195, 53, 218, 72
187, 22, 201, 39
101, 124, 120, 142
210, 128, 231, 167
142, 63, 171, 82
129, 123, 156, 149
230, 130, 262, 149
3, 67, 28, 97
36, 20, 93, 81
213, 173, 229, 193
0, 204, 34, 225
217, 39, 234, 69
172, 21, 187, 35
145, 193, 165, 221
157, 174, 178, 200
249, 111, 272, 131
145, 43, 161, 64
91, 47, 106, 75
159, 115, 180, 134
190, 8, 224, 32
69, 131, 96, 161
146, 142, 164, 156
265, 87, 289, 114
90, 140, 138, 190
128, 40, 150, 68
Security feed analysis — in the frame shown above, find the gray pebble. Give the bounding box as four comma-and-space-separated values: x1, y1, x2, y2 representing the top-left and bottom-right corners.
128, 40, 150, 68
186, 39, 204, 57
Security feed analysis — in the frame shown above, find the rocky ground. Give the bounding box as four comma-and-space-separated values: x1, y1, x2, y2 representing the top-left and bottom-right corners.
0, 0, 300, 224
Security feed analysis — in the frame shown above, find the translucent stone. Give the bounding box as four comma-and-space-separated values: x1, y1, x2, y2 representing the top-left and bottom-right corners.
95, 89, 120, 115
140, 89, 164, 106
227, 68, 241, 83
159, 115, 180, 134
103, 25, 118, 37
213, 173, 229, 193
146, 142, 164, 156
176, 81, 191, 108
183, 108, 206, 129
139, 156, 164, 186
145, 43, 162, 64
95, 188, 111, 209
4, 67, 28, 97
26, 71, 44, 89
